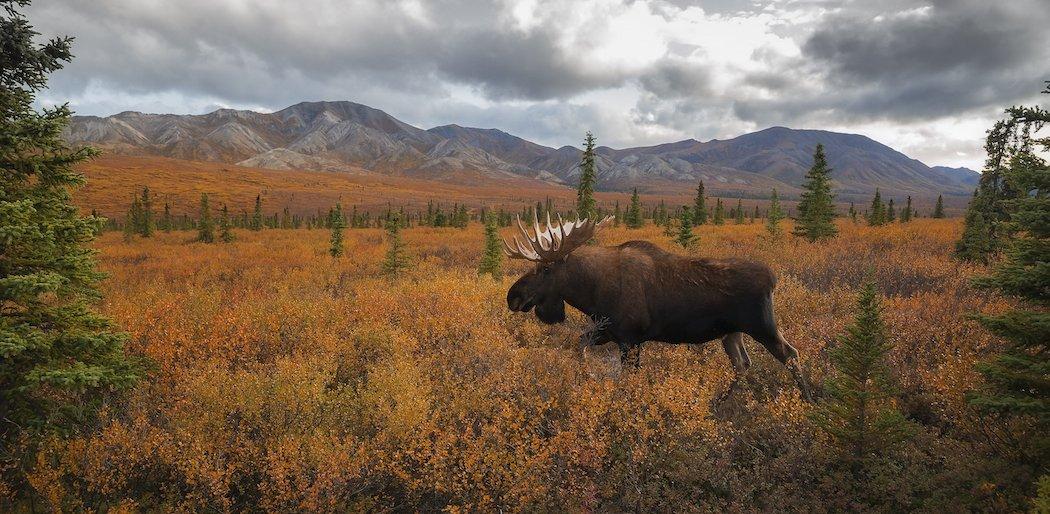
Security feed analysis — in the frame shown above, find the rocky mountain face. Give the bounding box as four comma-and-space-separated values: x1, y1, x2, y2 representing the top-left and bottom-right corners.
66, 100, 980, 197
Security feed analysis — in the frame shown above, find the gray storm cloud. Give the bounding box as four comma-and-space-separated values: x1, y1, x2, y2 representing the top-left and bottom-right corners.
27, 0, 1050, 168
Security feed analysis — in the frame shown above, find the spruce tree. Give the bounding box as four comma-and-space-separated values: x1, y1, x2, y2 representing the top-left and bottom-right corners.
886, 198, 896, 222
219, 203, 234, 243
957, 86, 1049, 262
712, 198, 725, 225
734, 199, 745, 224
766, 188, 785, 238
673, 207, 695, 249
751, 204, 759, 224
868, 189, 886, 226
810, 280, 913, 460
382, 214, 410, 275
329, 204, 344, 257
161, 202, 172, 232
478, 210, 503, 279
693, 180, 707, 225
0, 0, 139, 448
625, 188, 644, 229
933, 195, 945, 218
848, 202, 858, 223
125, 195, 144, 240
576, 132, 598, 221
900, 196, 913, 223
792, 143, 838, 241
197, 193, 214, 243
251, 194, 263, 231
139, 186, 153, 237
968, 149, 1049, 469
613, 200, 622, 227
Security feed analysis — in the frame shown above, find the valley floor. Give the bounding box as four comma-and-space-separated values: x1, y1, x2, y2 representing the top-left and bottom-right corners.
28, 220, 1038, 511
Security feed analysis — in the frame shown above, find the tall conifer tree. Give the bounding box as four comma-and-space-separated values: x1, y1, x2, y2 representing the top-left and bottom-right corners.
197, 193, 214, 243
933, 195, 945, 218
693, 180, 707, 225
625, 188, 643, 228
576, 132, 598, 221
0, 0, 139, 453
219, 203, 234, 243
968, 149, 1049, 470
251, 194, 263, 231
766, 189, 784, 238
792, 144, 838, 241
868, 189, 886, 226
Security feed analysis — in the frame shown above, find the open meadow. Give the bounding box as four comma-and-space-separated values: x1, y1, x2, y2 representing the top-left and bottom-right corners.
24, 218, 1035, 512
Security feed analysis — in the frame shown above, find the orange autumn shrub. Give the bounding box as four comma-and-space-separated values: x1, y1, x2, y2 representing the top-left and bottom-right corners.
21, 219, 1035, 512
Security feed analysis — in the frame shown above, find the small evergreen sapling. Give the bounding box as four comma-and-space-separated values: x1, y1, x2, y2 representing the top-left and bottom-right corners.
251, 194, 263, 231
478, 210, 503, 278
766, 188, 784, 238
693, 180, 707, 225
712, 198, 725, 225
197, 193, 215, 243
382, 214, 411, 275
219, 203, 234, 243
329, 204, 344, 257
625, 188, 644, 228
676, 207, 696, 249
810, 280, 913, 461
932, 195, 945, 218
868, 189, 886, 226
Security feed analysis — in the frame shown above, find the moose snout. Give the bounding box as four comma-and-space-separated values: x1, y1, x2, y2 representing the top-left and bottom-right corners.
506, 290, 534, 312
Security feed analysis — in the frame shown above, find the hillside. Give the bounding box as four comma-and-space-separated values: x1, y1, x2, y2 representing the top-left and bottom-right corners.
66, 101, 981, 199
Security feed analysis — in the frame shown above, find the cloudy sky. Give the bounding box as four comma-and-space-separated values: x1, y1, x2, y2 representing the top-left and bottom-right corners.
29, 0, 1049, 169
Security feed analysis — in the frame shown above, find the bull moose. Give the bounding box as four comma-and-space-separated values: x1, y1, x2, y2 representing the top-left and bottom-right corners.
503, 214, 811, 400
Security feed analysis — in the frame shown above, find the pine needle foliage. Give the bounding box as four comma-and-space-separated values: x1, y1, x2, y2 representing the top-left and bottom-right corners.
329, 204, 344, 257
968, 148, 1049, 468
766, 188, 784, 238
625, 188, 644, 229
197, 193, 214, 243
576, 132, 598, 221
810, 280, 914, 460
478, 210, 503, 279
382, 214, 411, 276
675, 207, 696, 249
693, 180, 707, 225
0, 0, 140, 445
792, 144, 838, 241
219, 203, 234, 243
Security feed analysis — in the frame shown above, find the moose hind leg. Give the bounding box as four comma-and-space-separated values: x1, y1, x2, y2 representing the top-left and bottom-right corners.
721, 332, 751, 372
718, 332, 751, 403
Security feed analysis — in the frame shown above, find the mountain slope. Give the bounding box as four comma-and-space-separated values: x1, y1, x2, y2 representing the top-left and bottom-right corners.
65, 101, 980, 198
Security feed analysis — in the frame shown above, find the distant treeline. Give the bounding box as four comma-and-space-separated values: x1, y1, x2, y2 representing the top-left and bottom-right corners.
101, 184, 948, 234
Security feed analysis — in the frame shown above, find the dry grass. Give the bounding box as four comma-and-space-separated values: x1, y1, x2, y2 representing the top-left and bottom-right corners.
75, 155, 969, 222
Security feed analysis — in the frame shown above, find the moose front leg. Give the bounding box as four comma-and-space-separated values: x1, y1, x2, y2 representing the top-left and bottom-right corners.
578, 316, 614, 348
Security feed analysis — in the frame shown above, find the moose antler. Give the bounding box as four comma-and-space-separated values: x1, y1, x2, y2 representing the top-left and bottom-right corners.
502, 212, 612, 262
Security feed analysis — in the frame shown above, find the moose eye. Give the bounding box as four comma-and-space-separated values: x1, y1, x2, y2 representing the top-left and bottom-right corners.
540, 266, 552, 275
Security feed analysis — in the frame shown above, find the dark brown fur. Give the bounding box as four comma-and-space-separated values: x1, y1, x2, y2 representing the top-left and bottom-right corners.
507, 240, 810, 399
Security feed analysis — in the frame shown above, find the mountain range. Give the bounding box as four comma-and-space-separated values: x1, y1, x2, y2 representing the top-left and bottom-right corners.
64, 100, 980, 199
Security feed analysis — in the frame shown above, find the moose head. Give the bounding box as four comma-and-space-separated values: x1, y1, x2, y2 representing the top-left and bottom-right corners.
503, 213, 611, 324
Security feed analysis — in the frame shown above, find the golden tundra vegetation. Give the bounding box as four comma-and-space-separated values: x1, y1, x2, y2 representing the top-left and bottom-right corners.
23, 215, 1035, 512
